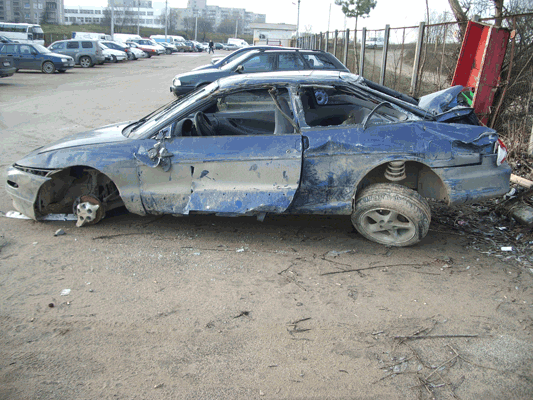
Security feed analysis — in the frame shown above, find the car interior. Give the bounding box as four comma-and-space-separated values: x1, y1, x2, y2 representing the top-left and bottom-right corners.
298, 86, 409, 128
169, 88, 296, 137
165, 85, 409, 138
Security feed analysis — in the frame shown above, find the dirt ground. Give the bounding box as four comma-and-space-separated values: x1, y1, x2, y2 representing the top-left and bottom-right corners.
1, 53, 532, 400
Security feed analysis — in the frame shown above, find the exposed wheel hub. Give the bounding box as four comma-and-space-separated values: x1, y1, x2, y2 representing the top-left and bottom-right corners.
74, 195, 104, 227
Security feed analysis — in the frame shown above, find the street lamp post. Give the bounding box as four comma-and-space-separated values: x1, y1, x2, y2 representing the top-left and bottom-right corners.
165, 0, 168, 40
296, 0, 300, 40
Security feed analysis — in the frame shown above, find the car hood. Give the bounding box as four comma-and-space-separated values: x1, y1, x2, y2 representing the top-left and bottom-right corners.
174, 68, 228, 84
418, 86, 465, 115
47, 51, 72, 59
192, 62, 220, 71
32, 122, 131, 155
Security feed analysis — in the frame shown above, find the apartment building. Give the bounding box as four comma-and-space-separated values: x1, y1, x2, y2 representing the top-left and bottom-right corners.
0, 0, 63, 24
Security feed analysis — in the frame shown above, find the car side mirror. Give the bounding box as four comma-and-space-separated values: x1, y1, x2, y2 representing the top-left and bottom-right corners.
31, 50, 38, 55
235, 65, 244, 73
156, 125, 172, 140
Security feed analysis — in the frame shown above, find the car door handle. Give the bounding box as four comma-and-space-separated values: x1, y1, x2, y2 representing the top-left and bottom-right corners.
302, 136, 309, 150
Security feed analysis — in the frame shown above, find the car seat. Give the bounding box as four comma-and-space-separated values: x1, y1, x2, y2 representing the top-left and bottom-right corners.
273, 98, 294, 135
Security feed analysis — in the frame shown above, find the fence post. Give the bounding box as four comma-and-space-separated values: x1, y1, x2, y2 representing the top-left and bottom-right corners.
359, 27, 367, 77
325, 31, 329, 53
333, 30, 338, 58
343, 28, 349, 66
379, 24, 390, 85
410, 22, 425, 97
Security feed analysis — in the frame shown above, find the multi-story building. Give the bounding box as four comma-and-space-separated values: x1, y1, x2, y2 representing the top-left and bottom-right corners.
0, 0, 63, 24
178, 0, 265, 35
64, 2, 163, 29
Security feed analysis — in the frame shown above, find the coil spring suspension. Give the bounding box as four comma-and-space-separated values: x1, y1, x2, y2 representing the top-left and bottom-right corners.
385, 161, 406, 181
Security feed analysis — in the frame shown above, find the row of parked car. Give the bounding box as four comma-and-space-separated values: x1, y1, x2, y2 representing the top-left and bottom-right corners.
0, 36, 215, 76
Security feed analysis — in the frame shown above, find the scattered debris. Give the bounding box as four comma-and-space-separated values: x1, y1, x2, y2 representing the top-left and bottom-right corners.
394, 334, 480, 341
60, 289, 71, 296
287, 317, 312, 335
48, 303, 54, 308
54, 229, 66, 236
430, 189, 533, 267
5, 211, 30, 219
234, 311, 250, 318
510, 174, 533, 189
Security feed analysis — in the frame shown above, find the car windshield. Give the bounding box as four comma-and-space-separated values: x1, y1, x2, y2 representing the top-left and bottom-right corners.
221, 50, 261, 71
33, 44, 50, 53
100, 43, 109, 49
124, 82, 219, 138
219, 49, 249, 65
137, 40, 152, 45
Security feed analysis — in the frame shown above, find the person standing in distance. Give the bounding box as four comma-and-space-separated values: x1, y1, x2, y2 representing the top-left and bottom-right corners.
209, 39, 214, 54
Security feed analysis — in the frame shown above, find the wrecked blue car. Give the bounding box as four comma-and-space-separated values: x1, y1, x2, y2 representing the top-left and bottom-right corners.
6, 71, 511, 246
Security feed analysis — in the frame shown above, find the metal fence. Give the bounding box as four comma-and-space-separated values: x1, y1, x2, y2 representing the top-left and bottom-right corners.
296, 20, 462, 98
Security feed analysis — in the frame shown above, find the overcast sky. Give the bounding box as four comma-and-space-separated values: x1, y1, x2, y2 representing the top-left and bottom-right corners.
65, 0, 454, 33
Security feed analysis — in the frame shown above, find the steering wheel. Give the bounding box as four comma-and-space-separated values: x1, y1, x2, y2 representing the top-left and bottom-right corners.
362, 101, 393, 130
194, 111, 217, 136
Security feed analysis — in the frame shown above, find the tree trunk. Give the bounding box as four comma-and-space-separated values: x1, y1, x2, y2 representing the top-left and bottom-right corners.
493, 0, 504, 27
447, 0, 468, 40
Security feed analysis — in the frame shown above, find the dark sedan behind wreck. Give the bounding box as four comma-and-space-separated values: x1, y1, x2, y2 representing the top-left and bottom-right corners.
6, 71, 511, 246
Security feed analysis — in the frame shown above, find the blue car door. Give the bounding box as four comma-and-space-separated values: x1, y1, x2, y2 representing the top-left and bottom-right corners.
18, 44, 38, 70
135, 87, 303, 216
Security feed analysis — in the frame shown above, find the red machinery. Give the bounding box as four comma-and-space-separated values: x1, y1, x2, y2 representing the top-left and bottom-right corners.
451, 21, 510, 125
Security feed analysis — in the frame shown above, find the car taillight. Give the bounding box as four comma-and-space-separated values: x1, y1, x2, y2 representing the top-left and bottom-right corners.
495, 139, 507, 166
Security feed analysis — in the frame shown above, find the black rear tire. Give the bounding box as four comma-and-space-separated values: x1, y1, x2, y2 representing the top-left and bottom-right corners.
352, 183, 431, 247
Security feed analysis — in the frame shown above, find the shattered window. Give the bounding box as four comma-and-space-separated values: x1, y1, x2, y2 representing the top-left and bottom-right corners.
300, 86, 407, 128
302, 53, 337, 70
217, 89, 281, 111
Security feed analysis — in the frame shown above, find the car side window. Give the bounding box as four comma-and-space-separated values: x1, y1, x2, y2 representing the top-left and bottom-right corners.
67, 41, 79, 49
2, 44, 16, 53
20, 44, 31, 55
278, 53, 305, 71
82, 41, 93, 49
241, 54, 275, 72
302, 54, 337, 70
300, 87, 407, 128
50, 42, 65, 50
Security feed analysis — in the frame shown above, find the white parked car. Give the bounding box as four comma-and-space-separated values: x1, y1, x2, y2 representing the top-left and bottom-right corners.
127, 39, 164, 57
125, 42, 149, 59
99, 43, 127, 63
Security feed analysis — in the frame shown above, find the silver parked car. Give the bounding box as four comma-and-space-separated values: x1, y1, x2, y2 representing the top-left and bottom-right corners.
48, 39, 105, 68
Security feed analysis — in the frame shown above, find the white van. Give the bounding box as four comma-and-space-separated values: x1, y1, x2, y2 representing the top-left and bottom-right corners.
72, 32, 111, 41
227, 38, 249, 48
113, 33, 142, 44
150, 35, 185, 45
